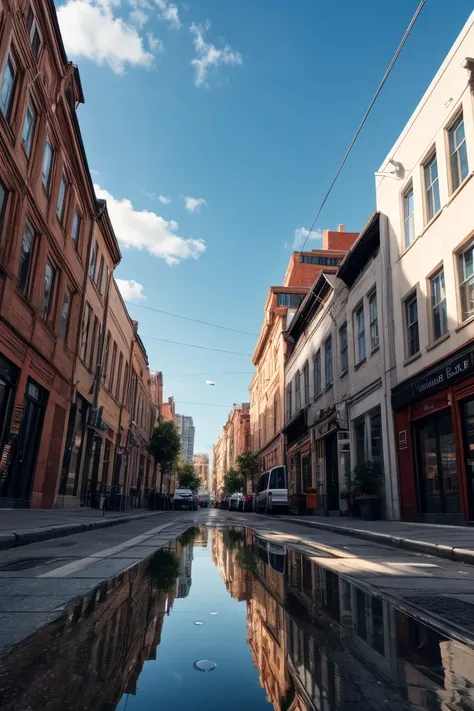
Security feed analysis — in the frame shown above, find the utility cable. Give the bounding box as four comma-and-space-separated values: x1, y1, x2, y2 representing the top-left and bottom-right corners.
174, 400, 235, 408
125, 301, 258, 337
298, 0, 426, 254
166, 371, 255, 376
141, 334, 252, 357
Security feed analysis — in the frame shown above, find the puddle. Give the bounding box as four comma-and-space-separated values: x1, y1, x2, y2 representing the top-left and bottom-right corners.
0, 526, 474, 710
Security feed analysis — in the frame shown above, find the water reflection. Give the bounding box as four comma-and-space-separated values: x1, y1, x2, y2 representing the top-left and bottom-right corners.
0, 534, 196, 711
215, 527, 474, 711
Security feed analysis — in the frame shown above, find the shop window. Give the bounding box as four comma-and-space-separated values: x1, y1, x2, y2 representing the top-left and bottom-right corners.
404, 292, 420, 357
429, 268, 447, 340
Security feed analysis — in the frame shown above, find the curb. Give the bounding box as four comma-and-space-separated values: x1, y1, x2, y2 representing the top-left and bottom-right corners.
0, 511, 164, 551
283, 516, 474, 566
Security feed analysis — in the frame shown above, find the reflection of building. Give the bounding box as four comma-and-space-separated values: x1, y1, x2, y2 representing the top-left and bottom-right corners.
0, 543, 181, 710
175, 414, 195, 465
176, 542, 193, 598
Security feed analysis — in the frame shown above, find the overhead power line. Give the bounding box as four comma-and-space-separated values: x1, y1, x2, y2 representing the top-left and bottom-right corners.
125, 301, 258, 337
167, 371, 255, 376
141, 334, 252, 357
299, 0, 426, 254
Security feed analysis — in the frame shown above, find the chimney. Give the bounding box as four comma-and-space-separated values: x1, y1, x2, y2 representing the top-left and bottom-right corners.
337, 224, 345, 232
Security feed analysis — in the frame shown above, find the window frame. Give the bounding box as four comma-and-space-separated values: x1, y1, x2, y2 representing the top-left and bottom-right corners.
295, 370, 301, 412
59, 287, 71, 344
448, 112, 469, 193
324, 335, 333, 386
89, 237, 97, 280
429, 267, 448, 341
56, 172, 68, 224
368, 290, 379, 351
0, 52, 17, 120
403, 182, 415, 248
71, 210, 81, 248
339, 322, 348, 373
21, 99, 36, 158
41, 138, 54, 192
17, 220, 36, 297
286, 381, 292, 422
354, 303, 366, 363
302, 361, 309, 406
27, 7, 42, 58
313, 350, 322, 397
404, 291, 420, 358
80, 302, 92, 362
40, 257, 57, 323
457, 243, 474, 323
423, 152, 441, 223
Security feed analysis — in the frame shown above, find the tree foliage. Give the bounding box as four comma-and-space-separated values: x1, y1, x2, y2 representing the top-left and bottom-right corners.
236, 451, 259, 493
148, 421, 181, 492
223, 467, 245, 494
177, 464, 201, 491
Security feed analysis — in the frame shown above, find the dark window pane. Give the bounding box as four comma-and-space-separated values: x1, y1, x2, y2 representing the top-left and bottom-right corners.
18, 222, 35, 294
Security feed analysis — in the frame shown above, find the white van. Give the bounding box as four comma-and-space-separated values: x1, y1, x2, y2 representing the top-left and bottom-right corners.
254, 466, 288, 514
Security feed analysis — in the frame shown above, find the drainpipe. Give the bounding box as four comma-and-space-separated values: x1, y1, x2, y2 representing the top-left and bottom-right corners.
59, 202, 105, 505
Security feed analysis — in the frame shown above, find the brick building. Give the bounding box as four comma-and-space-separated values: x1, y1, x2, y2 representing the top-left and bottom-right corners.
0, 0, 157, 508
212, 403, 250, 497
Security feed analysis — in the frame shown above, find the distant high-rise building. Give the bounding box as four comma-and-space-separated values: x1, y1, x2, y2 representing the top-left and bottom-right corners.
175, 414, 195, 464
194, 453, 210, 491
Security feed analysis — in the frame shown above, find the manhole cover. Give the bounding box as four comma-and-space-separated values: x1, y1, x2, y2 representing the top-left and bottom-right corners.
193, 659, 217, 672
405, 595, 474, 629
0, 557, 53, 571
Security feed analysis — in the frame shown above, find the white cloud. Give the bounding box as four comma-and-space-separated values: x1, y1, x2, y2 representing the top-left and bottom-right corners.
57, 0, 154, 73
155, 0, 181, 28
116, 279, 146, 301
90, 168, 101, 179
147, 32, 163, 51
293, 226, 322, 250
159, 194, 172, 204
95, 183, 206, 265
190, 21, 242, 88
185, 196, 207, 213
130, 7, 148, 27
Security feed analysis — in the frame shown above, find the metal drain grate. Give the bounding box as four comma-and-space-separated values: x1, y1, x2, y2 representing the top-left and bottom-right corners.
404, 595, 474, 629
0, 557, 54, 571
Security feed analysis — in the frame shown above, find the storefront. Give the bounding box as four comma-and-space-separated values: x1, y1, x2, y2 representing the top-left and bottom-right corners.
283, 408, 312, 513
310, 405, 350, 515
392, 342, 474, 524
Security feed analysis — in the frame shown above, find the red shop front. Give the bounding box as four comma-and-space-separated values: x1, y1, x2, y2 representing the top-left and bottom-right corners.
392, 343, 474, 524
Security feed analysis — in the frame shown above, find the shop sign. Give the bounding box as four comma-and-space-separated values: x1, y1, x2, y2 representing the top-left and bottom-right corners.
11, 404, 24, 434
392, 347, 474, 409
398, 430, 408, 450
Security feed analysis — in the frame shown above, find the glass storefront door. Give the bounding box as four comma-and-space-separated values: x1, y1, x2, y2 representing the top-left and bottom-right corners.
461, 397, 474, 520
414, 410, 460, 515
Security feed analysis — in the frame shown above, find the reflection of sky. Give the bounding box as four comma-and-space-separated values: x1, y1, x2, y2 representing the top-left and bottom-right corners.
117, 541, 270, 711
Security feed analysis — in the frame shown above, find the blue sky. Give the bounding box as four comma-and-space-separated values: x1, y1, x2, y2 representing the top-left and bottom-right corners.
56, 0, 473, 458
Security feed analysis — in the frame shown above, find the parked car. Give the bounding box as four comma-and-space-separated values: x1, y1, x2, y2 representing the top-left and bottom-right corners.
254, 466, 288, 514
219, 497, 229, 510
238, 494, 254, 512
199, 493, 210, 507
172, 488, 197, 511
228, 493, 243, 511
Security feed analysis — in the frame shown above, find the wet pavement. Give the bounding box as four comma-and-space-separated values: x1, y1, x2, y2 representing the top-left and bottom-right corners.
1, 518, 474, 710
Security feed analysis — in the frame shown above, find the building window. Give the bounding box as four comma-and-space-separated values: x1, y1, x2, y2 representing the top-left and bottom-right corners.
115, 353, 123, 400
27, 8, 42, 57
88, 316, 99, 370
277, 293, 304, 308
324, 336, 333, 386
369, 291, 379, 350
313, 350, 321, 396
273, 392, 278, 434
295, 371, 301, 412
286, 382, 292, 421
355, 304, 366, 362
0, 55, 16, 118
405, 293, 420, 357
403, 184, 415, 248
299, 255, 343, 266
71, 211, 80, 247
41, 140, 53, 191
424, 154, 440, 222
102, 330, 111, 382
40, 259, 56, 321
109, 342, 117, 392
458, 245, 474, 323
100, 261, 108, 296
354, 416, 366, 466
18, 222, 36, 295
302, 361, 309, 405
0, 179, 6, 233
21, 101, 36, 157
122, 362, 129, 403
89, 238, 97, 279
449, 113, 468, 192
80, 303, 91, 361
97, 255, 105, 291
56, 173, 67, 222
369, 408, 382, 465
339, 323, 348, 373
60, 288, 71, 343
430, 269, 447, 340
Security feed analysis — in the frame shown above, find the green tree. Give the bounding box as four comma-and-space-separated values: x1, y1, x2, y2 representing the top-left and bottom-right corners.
178, 464, 201, 491
223, 467, 245, 494
148, 421, 181, 494
236, 451, 259, 494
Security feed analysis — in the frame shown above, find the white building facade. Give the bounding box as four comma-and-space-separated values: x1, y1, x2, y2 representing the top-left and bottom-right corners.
376, 12, 474, 523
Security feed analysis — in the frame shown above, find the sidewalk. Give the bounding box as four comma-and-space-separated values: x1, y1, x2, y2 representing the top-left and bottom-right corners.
285, 515, 474, 566
0, 507, 164, 550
